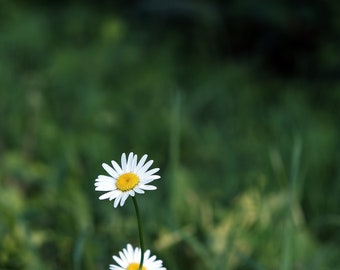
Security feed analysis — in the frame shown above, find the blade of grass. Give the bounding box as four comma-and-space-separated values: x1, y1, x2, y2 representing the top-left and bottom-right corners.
280, 136, 302, 270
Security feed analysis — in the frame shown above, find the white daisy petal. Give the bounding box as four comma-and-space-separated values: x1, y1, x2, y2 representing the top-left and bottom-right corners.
110, 244, 166, 270
149, 256, 157, 263
102, 163, 119, 178
141, 167, 160, 179
113, 255, 124, 267
127, 244, 133, 254
121, 153, 127, 172
111, 160, 123, 175
118, 251, 125, 260
108, 190, 122, 200
97, 175, 115, 181
140, 184, 157, 190
95, 184, 116, 191
99, 191, 117, 200
142, 175, 161, 184
113, 195, 122, 208
131, 154, 137, 171
134, 187, 145, 194
144, 249, 151, 259
119, 251, 128, 264
120, 192, 130, 207
109, 266, 121, 270
137, 159, 154, 175
135, 154, 148, 172
95, 178, 114, 185
126, 152, 134, 171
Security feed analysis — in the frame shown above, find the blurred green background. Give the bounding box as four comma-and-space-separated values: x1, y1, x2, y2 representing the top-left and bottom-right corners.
1, 1, 340, 269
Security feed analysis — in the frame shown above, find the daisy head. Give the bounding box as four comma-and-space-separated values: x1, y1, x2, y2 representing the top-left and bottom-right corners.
110, 244, 166, 270
95, 152, 161, 208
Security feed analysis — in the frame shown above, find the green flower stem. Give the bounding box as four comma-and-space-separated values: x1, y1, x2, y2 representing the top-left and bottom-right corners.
132, 196, 144, 270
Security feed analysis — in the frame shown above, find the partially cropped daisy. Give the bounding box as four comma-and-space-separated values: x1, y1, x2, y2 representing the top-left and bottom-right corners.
110, 244, 166, 270
95, 152, 161, 208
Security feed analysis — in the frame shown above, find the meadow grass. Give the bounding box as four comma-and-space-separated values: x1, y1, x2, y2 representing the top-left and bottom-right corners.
1, 2, 340, 270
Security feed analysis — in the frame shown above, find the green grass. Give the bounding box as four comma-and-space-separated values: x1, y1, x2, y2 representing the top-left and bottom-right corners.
1, 2, 340, 269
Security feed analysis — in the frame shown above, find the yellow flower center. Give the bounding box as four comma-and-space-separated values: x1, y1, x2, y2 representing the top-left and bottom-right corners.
116, 173, 139, 191
127, 263, 146, 270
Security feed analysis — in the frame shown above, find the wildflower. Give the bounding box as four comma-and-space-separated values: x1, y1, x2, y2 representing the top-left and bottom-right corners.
95, 152, 160, 208
110, 244, 166, 270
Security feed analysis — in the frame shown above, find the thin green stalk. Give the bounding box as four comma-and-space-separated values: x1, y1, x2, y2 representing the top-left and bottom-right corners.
169, 90, 181, 226
132, 196, 144, 270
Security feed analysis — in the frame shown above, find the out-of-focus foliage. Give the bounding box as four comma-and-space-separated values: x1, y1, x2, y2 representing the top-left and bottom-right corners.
0, 1, 339, 269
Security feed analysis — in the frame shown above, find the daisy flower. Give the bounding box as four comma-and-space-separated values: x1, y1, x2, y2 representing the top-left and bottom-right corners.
95, 152, 161, 208
110, 244, 166, 270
